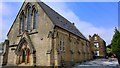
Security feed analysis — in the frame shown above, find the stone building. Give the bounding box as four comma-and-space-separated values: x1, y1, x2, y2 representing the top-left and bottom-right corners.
89, 34, 106, 58
2, 0, 93, 66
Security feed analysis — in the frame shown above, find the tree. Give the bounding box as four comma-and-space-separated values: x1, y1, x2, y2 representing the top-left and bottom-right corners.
106, 44, 112, 54
106, 47, 112, 53
111, 28, 120, 64
106, 44, 113, 58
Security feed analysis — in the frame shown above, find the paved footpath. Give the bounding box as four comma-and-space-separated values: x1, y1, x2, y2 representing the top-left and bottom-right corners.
74, 58, 120, 68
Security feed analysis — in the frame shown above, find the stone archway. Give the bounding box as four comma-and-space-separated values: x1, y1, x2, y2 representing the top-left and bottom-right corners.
15, 31, 36, 66
15, 39, 34, 66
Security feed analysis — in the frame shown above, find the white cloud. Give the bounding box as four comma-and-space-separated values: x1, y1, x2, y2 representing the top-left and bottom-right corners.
0, 2, 115, 45
46, 2, 114, 45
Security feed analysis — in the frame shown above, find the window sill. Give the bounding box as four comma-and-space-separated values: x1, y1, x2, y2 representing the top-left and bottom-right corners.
17, 30, 38, 37
29, 30, 38, 35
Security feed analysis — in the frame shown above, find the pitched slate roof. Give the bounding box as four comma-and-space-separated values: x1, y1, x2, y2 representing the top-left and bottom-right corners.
38, 2, 88, 40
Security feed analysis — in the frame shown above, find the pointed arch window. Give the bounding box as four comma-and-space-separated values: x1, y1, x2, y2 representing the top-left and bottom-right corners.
19, 12, 25, 34
19, 19, 22, 34
19, 3, 38, 34
33, 9, 37, 30
27, 6, 32, 31
21, 15, 25, 32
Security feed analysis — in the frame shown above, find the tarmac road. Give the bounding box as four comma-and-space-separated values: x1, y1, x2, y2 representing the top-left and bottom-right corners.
74, 58, 120, 68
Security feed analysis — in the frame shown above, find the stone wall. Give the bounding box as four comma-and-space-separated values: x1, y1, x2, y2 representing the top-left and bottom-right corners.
7, 2, 54, 66
54, 27, 93, 66
89, 34, 106, 58
6, 1, 93, 66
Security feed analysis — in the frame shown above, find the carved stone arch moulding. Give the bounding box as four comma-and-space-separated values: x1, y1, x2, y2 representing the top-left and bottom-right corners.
15, 37, 36, 66
32, 5, 38, 15
19, 10, 25, 19
25, 2, 32, 15
15, 37, 35, 55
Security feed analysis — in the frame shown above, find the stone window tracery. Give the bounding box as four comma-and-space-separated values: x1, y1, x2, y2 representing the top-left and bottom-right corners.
19, 3, 37, 34
27, 5, 32, 31
19, 11, 25, 34
32, 7, 37, 30
22, 15, 25, 32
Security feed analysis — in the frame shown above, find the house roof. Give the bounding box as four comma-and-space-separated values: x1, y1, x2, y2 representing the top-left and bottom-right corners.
38, 2, 88, 40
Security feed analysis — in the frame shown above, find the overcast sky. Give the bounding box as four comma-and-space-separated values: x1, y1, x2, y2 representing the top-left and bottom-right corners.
0, 0, 118, 45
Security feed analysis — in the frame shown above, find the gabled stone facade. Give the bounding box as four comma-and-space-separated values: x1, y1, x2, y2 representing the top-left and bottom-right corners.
89, 34, 106, 58
2, 0, 93, 66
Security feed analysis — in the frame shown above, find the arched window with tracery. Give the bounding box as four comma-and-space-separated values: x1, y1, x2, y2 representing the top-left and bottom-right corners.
32, 5, 37, 30
19, 3, 38, 34
26, 4, 32, 31
33, 9, 37, 30
22, 15, 25, 32
19, 11, 25, 34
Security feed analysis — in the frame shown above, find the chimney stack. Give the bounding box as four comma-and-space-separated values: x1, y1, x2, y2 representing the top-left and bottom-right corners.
89, 35, 91, 40
72, 23, 74, 25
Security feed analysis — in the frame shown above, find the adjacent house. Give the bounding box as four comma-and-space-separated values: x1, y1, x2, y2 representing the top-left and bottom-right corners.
2, 0, 93, 66
89, 34, 106, 58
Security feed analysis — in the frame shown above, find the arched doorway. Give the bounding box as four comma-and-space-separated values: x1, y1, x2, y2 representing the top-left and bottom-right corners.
21, 45, 30, 64
15, 36, 36, 66
16, 42, 31, 65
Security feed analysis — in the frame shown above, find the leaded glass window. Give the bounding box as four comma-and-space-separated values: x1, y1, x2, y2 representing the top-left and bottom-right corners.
27, 6, 32, 31
33, 10, 37, 29
21, 15, 25, 32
